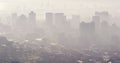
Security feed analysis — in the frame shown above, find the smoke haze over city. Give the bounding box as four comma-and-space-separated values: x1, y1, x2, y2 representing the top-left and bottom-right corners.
0, 0, 120, 22
0, 0, 120, 63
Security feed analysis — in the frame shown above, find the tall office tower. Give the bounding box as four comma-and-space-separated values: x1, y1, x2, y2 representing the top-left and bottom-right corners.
17, 14, 28, 30
54, 13, 67, 27
45, 12, 54, 25
28, 11, 36, 28
80, 21, 95, 37
92, 16, 101, 33
70, 15, 80, 29
95, 11, 110, 22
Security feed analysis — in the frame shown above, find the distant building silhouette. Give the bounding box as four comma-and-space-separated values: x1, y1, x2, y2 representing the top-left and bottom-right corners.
28, 11, 36, 22
70, 15, 80, 30
101, 20, 109, 29
95, 11, 111, 22
54, 13, 67, 27
28, 11, 37, 29
45, 12, 54, 25
80, 21, 95, 37
92, 16, 100, 33
100, 20, 111, 38
17, 14, 28, 30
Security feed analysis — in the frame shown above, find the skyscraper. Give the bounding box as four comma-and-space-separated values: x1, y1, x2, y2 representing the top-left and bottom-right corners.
92, 15, 100, 33
28, 11, 36, 27
54, 13, 67, 27
70, 15, 80, 29
80, 21, 95, 37
17, 14, 28, 30
45, 12, 54, 25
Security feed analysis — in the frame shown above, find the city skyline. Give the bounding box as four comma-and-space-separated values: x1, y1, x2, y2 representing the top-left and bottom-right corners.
0, 0, 120, 63
0, 0, 120, 22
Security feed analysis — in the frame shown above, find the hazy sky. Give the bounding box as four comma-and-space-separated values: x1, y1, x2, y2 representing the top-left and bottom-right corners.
0, 0, 120, 21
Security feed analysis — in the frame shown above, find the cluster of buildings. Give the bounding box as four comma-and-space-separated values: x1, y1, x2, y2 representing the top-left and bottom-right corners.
11, 11, 37, 32
0, 11, 120, 63
0, 11, 119, 44
80, 11, 111, 37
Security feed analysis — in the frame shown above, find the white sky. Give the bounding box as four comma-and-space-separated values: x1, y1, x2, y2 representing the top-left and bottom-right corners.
0, 0, 120, 21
